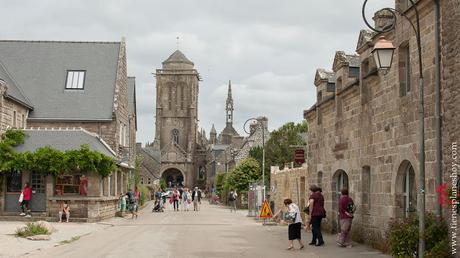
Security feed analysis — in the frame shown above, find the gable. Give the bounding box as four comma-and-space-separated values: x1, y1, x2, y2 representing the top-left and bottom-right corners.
356, 30, 376, 53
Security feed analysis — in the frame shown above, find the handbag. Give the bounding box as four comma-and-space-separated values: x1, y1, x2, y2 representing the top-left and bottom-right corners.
284, 212, 297, 224
18, 192, 24, 203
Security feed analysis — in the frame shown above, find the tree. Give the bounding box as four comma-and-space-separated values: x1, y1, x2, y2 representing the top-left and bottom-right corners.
249, 121, 308, 185
226, 157, 261, 194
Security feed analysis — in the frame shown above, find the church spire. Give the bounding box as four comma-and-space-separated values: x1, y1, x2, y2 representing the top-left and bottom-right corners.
226, 80, 234, 125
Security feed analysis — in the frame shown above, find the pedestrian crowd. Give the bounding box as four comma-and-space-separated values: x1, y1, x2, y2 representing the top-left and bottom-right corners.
277, 184, 355, 251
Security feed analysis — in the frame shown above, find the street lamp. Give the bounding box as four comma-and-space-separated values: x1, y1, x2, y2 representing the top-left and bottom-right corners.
243, 117, 266, 201
362, 0, 426, 256
371, 36, 395, 70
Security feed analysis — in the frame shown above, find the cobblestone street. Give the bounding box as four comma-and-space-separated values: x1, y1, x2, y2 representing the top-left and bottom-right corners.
22, 202, 389, 258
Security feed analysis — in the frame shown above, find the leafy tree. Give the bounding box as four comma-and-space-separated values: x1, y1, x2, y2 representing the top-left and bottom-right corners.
159, 178, 167, 190
249, 121, 308, 186
33, 146, 68, 176
226, 157, 261, 194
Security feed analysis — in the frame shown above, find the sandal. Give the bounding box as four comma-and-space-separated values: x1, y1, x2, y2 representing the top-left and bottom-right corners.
300, 245, 305, 250
287, 246, 294, 250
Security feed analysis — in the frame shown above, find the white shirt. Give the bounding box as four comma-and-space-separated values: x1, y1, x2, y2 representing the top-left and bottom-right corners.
288, 203, 302, 224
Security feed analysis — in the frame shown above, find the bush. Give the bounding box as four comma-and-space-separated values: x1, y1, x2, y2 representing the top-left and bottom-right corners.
138, 184, 150, 206
387, 213, 449, 258
15, 222, 50, 238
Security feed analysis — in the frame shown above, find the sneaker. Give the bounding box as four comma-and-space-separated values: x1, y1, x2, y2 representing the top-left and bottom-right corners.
25, 215, 31, 218
19, 213, 25, 216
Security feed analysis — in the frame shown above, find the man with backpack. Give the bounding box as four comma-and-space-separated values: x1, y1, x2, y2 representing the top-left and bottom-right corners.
228, 190, 237, 212
337, 188, 355, 247
126, 189, 138, 219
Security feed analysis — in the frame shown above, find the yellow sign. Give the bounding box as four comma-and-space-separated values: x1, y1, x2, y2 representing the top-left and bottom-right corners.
259, 200, 273, 219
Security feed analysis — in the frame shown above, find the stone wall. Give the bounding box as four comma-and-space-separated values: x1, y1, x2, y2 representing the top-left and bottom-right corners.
302, 0, 443, 251
270, 165, 308, 220
0, 83, 29, 133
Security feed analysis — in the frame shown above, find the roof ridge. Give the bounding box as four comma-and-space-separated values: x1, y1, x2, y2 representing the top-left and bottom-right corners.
0, 40, 121, 44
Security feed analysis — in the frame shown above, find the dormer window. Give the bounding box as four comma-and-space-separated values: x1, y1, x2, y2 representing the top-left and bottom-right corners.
327, 82, 335, 92
349, 67, 360, 77
65, 70, 85, 89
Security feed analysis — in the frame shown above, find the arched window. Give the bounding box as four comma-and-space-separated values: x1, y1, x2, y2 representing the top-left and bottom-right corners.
403, 164, 416, 218
172, 129, 179, 144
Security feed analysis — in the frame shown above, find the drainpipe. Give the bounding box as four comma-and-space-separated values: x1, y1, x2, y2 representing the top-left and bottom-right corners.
434, 0, 442, 219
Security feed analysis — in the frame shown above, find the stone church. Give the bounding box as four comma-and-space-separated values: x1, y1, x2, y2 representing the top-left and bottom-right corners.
152, 50, 207, 188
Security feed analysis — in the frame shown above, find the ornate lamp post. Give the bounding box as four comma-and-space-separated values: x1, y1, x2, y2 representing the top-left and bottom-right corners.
362, 0, 426, 256
243, 117, 266, 201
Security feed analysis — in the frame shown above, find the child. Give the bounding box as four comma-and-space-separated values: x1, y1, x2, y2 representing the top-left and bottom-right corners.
120, 193, 127, 213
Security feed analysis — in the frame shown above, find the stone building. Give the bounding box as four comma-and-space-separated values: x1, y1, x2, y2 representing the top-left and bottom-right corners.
300, 0, 458, 250
153, 50, 207, 188
136, 143, 161, 188
0, 39, 137, 221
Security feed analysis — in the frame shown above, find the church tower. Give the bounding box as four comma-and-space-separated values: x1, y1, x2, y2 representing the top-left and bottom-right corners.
226, 80, 234, 126
154, 50, 200, 187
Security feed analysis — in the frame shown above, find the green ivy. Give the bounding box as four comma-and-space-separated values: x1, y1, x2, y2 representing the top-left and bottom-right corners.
0, 129, 117, 177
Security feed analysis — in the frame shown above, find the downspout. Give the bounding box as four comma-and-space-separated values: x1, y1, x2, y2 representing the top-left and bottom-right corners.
434, 0, 442, 219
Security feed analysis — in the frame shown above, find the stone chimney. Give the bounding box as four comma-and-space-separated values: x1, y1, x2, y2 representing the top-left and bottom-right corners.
373, 9, 394, 31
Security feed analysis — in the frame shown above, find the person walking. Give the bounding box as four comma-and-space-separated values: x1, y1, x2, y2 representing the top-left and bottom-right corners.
172, 188, 180, 211
182, 188, 190, 211
306, 185, 326, 246
228, 190, 238, 212
135, 187, 141, 213
192, 187, 201, 211
127, 189, 138, 219
337, 188, 355, 247
20, 183, 32, 218
283, 199, 304, 250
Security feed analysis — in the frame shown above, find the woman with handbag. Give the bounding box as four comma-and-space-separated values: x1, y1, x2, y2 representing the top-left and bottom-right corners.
283, 198, 304, 250
306, 185, 326, 246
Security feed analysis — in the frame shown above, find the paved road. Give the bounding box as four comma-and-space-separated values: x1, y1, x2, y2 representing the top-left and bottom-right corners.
25, 202, 390, 258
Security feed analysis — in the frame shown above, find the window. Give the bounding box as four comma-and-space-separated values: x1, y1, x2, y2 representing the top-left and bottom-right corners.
349, 67, 360, 77
21, 114, 25, 129
399, 45, 411, 97
12, 110, 16, 127
362, 166, 371, 214
317, 171, 323, 188
141, 177, 144, 184
403, 164, 416, 218
180, 85, 184, 110
336, 78, 342, 117
317, 90, 323, 103
327, 82, 335, 92
65, 71, 85, 89
168, 84, 172, 110
6, 173, 22, 192
148, 178, 151, 185
119, 123, 123, 145
125, 124, 129, 147
172, 129, 179, 144
55, 175, 81, 195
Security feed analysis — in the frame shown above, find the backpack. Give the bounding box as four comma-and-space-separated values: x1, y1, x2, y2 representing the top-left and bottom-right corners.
128, 192, 136, 204
346, 199, 356, 214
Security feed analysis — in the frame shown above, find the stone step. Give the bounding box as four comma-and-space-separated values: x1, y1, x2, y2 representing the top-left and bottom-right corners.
0, 215, 88, 223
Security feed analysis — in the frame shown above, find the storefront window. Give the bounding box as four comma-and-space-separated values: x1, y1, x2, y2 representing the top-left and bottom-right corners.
55, 175, 81, 195
6, 173, 22, 192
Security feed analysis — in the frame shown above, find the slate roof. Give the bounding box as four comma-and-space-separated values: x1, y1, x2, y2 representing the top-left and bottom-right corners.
346, 54, 361, 67
162, 50, 193, 65
0, 61, 33, 109
0, 40, 121, 120
13, 128, 116, 158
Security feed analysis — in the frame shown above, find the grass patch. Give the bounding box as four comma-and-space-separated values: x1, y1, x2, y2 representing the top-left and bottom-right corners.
15, 222, 50, 238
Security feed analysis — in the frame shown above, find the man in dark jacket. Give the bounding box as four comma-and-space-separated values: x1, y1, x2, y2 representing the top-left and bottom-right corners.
192, 187, 201, 211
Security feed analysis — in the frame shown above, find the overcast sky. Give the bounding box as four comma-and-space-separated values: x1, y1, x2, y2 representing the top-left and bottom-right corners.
0, 0, 387, 144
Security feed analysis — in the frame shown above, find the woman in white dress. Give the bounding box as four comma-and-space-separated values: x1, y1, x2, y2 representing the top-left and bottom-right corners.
284, 198, 305, 250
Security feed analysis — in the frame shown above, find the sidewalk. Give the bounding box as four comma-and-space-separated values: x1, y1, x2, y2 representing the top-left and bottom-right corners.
0, 204, 150, 258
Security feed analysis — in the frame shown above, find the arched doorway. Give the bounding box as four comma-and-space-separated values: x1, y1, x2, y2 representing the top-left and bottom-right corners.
395, 161, 416, 218
332, 169, 349, 233
162, 168, 185, 188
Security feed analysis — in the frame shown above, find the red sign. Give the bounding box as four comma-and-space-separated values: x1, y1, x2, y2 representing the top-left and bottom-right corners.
294, 149, 305, 164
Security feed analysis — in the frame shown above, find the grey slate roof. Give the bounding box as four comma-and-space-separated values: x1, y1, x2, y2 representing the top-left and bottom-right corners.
0, 40, 121, 120
162, 50, 193, 65
0, 61, 33, 108
13, 128, 116, 158
346, 54, 361, 67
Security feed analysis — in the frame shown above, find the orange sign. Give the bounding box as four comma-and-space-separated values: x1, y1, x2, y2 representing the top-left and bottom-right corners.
259, 200, 273, 219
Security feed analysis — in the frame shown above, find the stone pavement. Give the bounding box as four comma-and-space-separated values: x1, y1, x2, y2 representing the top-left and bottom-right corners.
5, 201, 391, 258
